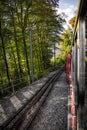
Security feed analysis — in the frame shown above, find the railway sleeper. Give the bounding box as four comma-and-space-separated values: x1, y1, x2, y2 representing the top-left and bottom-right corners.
1, 68, 64, 130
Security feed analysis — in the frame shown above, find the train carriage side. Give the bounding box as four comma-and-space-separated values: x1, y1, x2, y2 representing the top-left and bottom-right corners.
72, 0, 87, 129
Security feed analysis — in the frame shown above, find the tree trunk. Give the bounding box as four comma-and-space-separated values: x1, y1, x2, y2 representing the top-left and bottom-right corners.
11, 46, 19, 79
22, 27, 31, 83
11, 10, 23, 79
0, 20, 10, 85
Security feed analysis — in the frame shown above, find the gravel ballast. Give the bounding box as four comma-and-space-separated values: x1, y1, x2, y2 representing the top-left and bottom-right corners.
29, 72, 69, 130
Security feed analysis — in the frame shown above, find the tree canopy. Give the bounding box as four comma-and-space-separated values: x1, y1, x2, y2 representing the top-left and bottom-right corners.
54, 28, 73, 66
0, 0, 65, 97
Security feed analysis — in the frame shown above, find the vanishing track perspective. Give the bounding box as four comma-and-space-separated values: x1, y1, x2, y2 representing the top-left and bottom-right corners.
1, 68, 64, 130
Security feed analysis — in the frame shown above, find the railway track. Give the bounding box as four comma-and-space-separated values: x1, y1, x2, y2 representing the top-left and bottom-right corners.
1, 68, 64, 130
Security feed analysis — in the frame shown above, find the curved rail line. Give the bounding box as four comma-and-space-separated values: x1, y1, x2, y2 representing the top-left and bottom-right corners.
1, 68, 64, 130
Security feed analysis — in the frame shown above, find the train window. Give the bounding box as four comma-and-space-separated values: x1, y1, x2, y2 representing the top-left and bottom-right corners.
85, 14, 87, 48
75, 32, 77, 41
76, 30, 80, 48
85, 14, 87, 87
85, 15, 87, 59
85, 15, 87, 53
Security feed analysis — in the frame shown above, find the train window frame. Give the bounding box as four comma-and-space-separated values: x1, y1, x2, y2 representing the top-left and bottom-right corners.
85, 14, 87, 50
76, 29, 80, 48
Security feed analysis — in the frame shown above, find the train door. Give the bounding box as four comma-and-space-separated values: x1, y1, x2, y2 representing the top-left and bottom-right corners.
85, 15, 87, 95
74, 29, 80, 109
79, 17, 85, 105
71, 44, 74, 81
77, 17, 86, 129
74, 34, 79, 107
77, 30, 80, 89
84, 14, 87, 130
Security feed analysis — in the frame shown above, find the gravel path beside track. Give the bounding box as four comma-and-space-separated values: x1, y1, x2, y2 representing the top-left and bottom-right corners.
29, 72, 69, 130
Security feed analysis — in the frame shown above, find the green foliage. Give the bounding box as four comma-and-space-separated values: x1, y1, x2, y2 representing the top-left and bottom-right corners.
54, 28, 73, 66
0, 0, 65, 97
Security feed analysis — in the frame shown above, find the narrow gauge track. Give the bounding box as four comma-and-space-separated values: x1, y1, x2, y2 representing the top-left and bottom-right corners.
1, 68, 64, 130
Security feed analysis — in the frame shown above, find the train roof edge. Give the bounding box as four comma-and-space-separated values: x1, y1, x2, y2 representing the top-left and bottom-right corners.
73, 0, 87, 36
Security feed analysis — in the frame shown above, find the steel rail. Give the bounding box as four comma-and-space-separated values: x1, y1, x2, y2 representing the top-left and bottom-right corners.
1, 67, 64, 130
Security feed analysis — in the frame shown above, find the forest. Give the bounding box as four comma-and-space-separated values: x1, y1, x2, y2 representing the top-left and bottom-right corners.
0, 0, 72, 97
